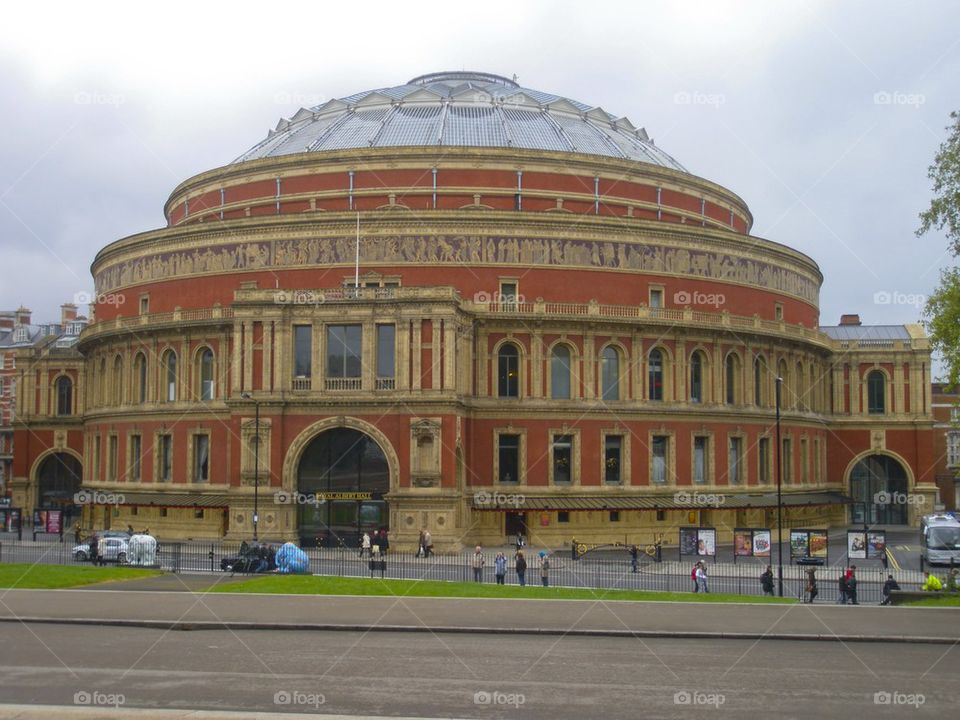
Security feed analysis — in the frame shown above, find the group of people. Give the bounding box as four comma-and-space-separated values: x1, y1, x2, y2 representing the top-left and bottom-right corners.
358, 529, 390, 558
417, 529, 434, 558
690, 560, 709, 593
472, 545, 548, 586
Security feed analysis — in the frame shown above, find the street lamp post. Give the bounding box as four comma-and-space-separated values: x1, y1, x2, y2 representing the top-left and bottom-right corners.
775, 376, 784, 597
240, 392, 260, 541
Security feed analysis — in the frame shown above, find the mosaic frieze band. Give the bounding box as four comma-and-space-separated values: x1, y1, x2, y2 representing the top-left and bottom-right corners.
95, 234, 819, 304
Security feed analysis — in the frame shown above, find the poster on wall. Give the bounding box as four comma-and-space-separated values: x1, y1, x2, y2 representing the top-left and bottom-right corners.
753, 530, 772, 557
45, 510, 62, 535
697, 529, 716, 556
5, 509, 20, 532
679, 528, 699, 556
867, 532, 887, 560
790, 530, 809, 559
809, 530, 828, 558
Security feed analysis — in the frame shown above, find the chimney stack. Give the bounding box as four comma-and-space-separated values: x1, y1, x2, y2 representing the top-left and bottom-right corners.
839, 314, 862, 326
60, 303, 78, 324
15, 306, 31, 326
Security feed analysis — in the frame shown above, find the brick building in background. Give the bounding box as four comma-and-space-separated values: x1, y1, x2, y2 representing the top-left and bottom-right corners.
8, 71, 938, 547
932, 382, 959, 511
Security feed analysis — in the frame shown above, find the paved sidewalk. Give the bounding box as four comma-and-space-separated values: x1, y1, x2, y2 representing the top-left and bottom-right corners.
0, 581, 956, 643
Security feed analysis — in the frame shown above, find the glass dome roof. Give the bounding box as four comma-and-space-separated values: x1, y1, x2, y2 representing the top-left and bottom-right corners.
233, 71, 686, 171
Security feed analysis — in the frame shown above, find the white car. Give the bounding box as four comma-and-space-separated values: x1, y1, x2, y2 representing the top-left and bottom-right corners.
73, 537, 129, 563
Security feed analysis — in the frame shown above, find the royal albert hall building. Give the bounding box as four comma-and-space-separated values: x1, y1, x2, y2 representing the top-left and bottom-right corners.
10, 71, 938, 549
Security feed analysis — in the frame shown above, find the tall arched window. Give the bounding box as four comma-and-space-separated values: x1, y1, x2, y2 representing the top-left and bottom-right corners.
134, 353, 147, 404
163, 351, 178, 402
112, 356, 123, 406
725, 353, 739, 405
809, 365, 818, 412
754, 355, 764, 406
867, 370, 886, 414
795, 361, 805, 410
690, 351, 704, 403
199, 348, 215, 401
648, 349, 664, 401
98, 358, 107, 407
55, 376, 72, 416
600, 346, 620, 401
497, 343, 520, 398
777, 359, 788, 407
550, 344, 572, 399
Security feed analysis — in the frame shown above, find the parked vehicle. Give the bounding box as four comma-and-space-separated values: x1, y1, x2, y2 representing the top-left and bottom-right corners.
73, 536, 129, 563
921, 513, 960, 568
220, 543, 276, 574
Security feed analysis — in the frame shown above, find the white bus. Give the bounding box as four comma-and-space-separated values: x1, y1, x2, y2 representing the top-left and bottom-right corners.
921, 513, 960, 568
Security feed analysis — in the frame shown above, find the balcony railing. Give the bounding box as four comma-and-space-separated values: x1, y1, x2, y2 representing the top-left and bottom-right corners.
375, 377, 396, 391
325, 377, 362, 391
292, 377, 312, 391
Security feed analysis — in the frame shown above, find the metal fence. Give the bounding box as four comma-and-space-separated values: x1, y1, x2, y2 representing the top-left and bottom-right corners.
0, 538, 930, 603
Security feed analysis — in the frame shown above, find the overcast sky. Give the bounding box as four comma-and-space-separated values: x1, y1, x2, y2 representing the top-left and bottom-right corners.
0, 1, 957, 373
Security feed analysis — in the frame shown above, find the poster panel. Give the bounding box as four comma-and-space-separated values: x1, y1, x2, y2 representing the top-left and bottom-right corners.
697, 529, 716, 557
809, 530, 828, 558
790, 530, 809, 559
867, 532, 886, 560
847, 531, 867, 560
679, 528, 699, 556
45, 510, 62, 534
753, 530, 772, 557
734, 530, 753, 557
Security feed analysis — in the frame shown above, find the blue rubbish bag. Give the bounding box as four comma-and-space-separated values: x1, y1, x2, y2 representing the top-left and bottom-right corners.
275, 542, 310, 574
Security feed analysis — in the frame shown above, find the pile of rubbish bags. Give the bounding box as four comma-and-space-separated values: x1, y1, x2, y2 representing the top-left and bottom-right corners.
275, 542, 309, 574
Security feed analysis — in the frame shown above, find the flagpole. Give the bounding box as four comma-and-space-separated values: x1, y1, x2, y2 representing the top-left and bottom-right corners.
355, 211, 360, 288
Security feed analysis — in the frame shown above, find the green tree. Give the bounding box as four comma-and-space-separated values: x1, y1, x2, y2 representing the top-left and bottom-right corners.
919, 111, 960, 384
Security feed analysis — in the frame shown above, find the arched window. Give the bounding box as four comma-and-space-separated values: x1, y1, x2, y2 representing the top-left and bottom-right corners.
867, 370, 886, 414
550, 344, 572, 399
795, 361, 805, 410
725, 353, 739, 405
55, 376, 72, 416
648, 349, 664, 401
690, 351, 704, 403
777, 359, 788, 407
497, 343, 520, 398
134, 353, 147, 404
809, 365, 818, 412
199, 348, 215, 401
600, 346, 620, 401
163, 351, 178, 402
754, 355, 765, 406
98, 358, 107, 407
112, 356, 123, 405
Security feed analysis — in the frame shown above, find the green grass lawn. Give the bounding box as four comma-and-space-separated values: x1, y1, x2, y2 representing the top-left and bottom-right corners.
902, 593, 960, 607
0, 564, 162, 590
211, 574, 795, 603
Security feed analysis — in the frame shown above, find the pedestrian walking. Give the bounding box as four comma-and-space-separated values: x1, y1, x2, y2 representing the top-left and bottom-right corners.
695, 561, 709, 593
846, 565, 859, 605
691, 562, 700, 593
379, 529, 389, 556
515, 550, 527, 586
472, 545, 486, 582
540, 552, 550, 587
418, 530, 426, 558
73, 523, 82, 546
360, 531, 371, 558
494, 552, 506, 585
423, 529, 433, 557
97, 535, 108, 566
88, 533, 99, 565
880, 574, 900, 605
760, 565, 774, 596
837, 569, 848, 604
630, 545, 639, 573
805, 567, 818, 603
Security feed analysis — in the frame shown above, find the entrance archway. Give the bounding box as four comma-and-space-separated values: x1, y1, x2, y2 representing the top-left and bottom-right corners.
848, 453, 909, 525
36, 452, 82, 524
296, 427, 390, 547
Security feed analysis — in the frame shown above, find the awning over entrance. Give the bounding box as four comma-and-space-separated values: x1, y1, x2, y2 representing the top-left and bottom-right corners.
77, 489, 232, 508
472, 491, 852, 511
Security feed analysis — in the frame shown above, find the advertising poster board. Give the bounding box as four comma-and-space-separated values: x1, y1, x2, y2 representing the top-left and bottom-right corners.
45, 510, 62, 534
697, 528, 716, 556
734, 530, 753, 557
790, 530, 809, 559
679, 528, 699, 556
753, 530, 772, 557
847, 531, 867, 560
809, 530, 828, 558
867, 531, 886, 560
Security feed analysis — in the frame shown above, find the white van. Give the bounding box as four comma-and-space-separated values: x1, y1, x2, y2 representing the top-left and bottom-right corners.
920, 513, 960, 568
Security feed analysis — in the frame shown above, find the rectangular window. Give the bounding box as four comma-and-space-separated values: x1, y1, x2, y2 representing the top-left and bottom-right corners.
759, 438, 771, 484
948, 433, 960, 467
652, 435, 668, 484
139, 296, 149, 315
499, 281, 518, 309
130, 434, 142, 482
498, 434, 520, 484
609, 511, 621, 522
693, 436, 708, 485
376, 324, 395, 380
194, 434, 210, 483
108, 435, 118, 482
813, 438, 822, 482
782, 438, 793, 484
326, 325, 362, 378
293, 325, 312, 378
604, 435, 623, 484
552, 434, 572, 485
558, 511, 570, 523
649, 287, 663, 309
728, 436, 743, 485
160, 434, 173, 482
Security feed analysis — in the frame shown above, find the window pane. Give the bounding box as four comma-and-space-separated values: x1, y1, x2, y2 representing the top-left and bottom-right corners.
195, 435, 209, 482
161, 435, 172, 481
690, 353, 702, 403
605, 436, 622, 484
498, 344, 519, 397
165, 353, 177, 402
498, 434, 519, 483
376, 325, 395, 378
759, 438, 770, 483
694, 437, 706, 484
327, 325, 362, 378
726, 355, 736, 404
200, 350, 214, 401
294, 326, 312, 377
551, 345, 571, 399
728, 437, 741, 484
137, 356, 147, 403
652, 436, 667, 484
649, 350, 663, 401
601, 347, 619, 400
754, 357, 763, 405
553, 434, 572, 484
